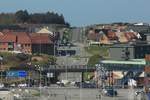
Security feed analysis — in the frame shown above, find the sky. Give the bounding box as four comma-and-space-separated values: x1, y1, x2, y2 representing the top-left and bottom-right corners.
0, 0, 150, 26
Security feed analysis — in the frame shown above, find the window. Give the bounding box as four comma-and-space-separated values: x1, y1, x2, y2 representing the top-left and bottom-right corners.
25, 44, 28, 47
140, 47, 143, 51
28, 44, 30, 47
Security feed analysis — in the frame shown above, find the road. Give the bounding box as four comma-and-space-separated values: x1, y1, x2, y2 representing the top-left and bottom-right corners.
71, 28, 84, 43
56, 43, 91, 66
36, 87, 144, 100
11, 86, 148, 100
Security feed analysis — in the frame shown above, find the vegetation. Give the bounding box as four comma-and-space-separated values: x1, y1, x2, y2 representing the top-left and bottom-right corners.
83, 72, 94, 81
0, 52, 18, 69
85, 45, 109, 56
85, 45, 109, 67
61, 29, 71, 44
0, 10, 69, 26
87, 54, 102, 67
31, 54, 56, 66
0, 52, 56, 70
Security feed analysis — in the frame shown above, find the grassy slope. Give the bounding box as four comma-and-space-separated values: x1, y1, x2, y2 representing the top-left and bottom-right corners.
84, 45, 109, 67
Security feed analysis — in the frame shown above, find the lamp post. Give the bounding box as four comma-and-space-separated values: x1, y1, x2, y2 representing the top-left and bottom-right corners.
0, 56, 3, 84
35, 64, 42, 93
96, 64, 106, 88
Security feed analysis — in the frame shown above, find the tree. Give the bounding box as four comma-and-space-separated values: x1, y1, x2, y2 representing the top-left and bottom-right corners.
0, 10, 70, 26
88, 54, 102, 67
15, 10, 29, 23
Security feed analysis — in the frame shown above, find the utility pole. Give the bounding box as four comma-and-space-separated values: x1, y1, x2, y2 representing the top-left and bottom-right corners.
0, 56, 3, 84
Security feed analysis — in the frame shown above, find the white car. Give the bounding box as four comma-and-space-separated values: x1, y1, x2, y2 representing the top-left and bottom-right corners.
0, 83, 4, 88
18, 84, 27, 87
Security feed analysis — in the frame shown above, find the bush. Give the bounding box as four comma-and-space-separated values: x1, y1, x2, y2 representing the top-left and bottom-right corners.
88, 54, 102, 67
16, 53, 30, 61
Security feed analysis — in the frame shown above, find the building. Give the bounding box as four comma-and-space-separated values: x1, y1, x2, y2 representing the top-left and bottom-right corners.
0, 32, 32, 54
98, 59, 146, 71
36, 27, 54, 35
0, 31, 55, 55
14, 32, 32, 54
30, 33, 54, 55
96, 59, 146, 87
144, 55, 150, 87
109, 43, 150, 60
0, 33, 16, 51
127, 24, 150, 33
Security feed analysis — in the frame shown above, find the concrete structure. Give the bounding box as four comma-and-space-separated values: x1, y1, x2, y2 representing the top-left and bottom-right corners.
127, 24, 150, 33
109, 43, 150, 60
36, 27, 54, 35
0, 89, 14, 100
96, 59, 146, 87
98, 59, 146, 71
58, 72, 82, 82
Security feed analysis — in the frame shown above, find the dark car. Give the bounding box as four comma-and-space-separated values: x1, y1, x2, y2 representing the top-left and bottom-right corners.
106, 89, 117, 97
75, 82, 96, 88
102, 86, 117, 97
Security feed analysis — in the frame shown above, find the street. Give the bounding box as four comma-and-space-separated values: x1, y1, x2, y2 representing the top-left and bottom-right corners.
15, 87, 144, 100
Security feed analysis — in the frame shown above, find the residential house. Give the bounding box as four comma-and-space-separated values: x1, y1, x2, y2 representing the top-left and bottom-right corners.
0, 32, 32, 54
0, 33, 16, 51
109, 43, 150, 60
30, 33, 54, 55
14, 32, 32, 54
36, 27, 54, 35
107, 31, 118, 41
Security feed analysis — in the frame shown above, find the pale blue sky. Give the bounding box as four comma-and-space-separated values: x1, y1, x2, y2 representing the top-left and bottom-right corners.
0, 0, 150, 26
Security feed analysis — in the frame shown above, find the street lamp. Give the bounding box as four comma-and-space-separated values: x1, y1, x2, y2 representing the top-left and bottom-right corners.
0, 56, 3, 84
35, 64, 43, 97
96, 64, 107, 88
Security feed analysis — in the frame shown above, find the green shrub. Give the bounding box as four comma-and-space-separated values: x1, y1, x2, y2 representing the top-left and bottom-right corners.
16, 53, 30, 61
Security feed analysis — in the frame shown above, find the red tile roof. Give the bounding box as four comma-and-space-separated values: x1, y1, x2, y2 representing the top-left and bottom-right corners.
124, 32, 137, 41
0, 32, 4, 36
14, 32, 31, 44
0, 33, 16, 43
30, 33, 53, 44
107, 31, 118, 40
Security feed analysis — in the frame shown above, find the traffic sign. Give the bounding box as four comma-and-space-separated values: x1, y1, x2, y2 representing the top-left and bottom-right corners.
6, 71, 27, 77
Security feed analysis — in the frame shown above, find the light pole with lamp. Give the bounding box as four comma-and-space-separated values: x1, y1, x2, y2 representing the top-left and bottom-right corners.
0, 56, 3, 84
96, 64, 106, 89
35, 64, 42, 96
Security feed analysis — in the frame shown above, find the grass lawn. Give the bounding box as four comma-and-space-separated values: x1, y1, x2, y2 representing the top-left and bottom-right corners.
84, 45, 109, 57
84, 45, 109, 67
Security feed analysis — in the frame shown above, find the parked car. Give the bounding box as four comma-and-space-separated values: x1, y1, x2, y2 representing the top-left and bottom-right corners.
135, 90, 144, 96
106, 89, 117, 97
56, 81, 65, 87
75, 82, 96, 88
102, 86, 118, 97
0, 83, 4, 88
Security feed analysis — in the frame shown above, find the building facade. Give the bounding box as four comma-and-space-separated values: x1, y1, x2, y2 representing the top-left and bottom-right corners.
30, 33, 54, 55
0, 31, 55, 55
109, 43, 150, 60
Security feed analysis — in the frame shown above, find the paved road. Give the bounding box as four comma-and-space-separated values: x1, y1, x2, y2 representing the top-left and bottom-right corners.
71, 28, 84, 43
56, 43, 91, 66
37, 88, 144, 100
11, 87, 148, 100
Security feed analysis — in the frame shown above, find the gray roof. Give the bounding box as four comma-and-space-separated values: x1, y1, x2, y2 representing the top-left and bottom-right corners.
100, 59, 146, 65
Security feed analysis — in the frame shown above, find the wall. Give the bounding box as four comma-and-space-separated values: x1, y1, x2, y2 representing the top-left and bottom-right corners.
135, 45, 150, 59
58, 72, 82, 82
109, 47, 134, 60
0, 91, 14, 100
